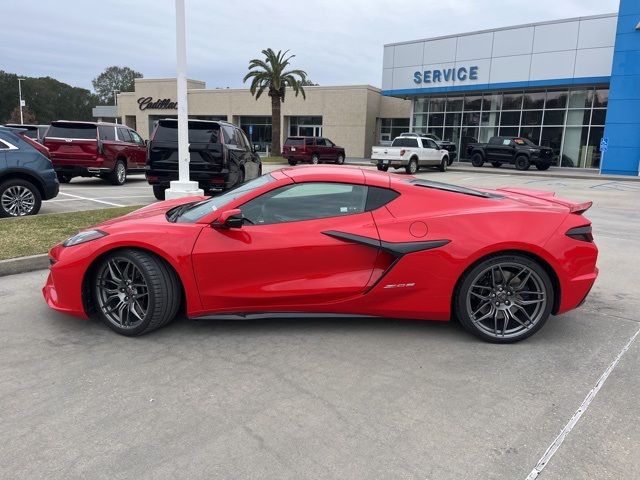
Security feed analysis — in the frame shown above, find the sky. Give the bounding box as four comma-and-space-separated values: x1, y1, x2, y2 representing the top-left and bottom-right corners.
0, 0, 620, 92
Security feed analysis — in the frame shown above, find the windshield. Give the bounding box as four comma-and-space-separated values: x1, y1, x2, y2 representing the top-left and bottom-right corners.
408, 179, 503, 199
47, 123, 97, 139
176, 174, 275, 222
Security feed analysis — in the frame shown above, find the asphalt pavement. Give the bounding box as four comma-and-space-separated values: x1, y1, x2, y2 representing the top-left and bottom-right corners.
1, 166, 639, 479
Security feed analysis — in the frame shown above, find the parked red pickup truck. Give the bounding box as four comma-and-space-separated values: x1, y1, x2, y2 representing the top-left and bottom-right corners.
44, 121, 147, 185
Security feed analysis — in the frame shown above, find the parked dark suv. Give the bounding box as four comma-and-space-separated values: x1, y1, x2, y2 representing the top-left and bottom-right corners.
466, 136, 554, 170
44, 121, 147, 185
0, 126, 58, 217
283, 137, 345, 165
146, 119, 262, 200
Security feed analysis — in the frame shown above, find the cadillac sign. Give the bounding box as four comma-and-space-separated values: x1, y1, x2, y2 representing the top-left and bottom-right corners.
137, 97, 178, 111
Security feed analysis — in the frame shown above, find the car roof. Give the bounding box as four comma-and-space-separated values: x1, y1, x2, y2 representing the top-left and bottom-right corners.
51, 120, 128, 127
276, 165, 393, 188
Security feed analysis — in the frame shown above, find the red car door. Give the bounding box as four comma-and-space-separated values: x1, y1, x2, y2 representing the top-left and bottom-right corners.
191, 182, 381, 312
127, 129, 147, 168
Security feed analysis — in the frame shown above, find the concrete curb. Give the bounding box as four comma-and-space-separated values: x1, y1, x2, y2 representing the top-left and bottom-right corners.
0, 254, 49, 277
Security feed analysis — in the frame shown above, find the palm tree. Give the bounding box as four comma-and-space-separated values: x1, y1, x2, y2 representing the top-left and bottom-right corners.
243, 49, 308, 157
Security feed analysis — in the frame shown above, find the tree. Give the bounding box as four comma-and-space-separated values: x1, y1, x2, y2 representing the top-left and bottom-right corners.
243, 49, 308, 156
300, 78, 318, 86
92, 66, 142, 104
7, 106, 37, 124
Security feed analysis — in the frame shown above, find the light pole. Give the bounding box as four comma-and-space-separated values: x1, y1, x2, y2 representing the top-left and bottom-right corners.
165, 0, 203, 200
113, 89, 120, 124
18, 78, 26, 125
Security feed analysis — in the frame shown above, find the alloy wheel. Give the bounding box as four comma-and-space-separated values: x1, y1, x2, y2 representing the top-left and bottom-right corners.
1, 185, 36, 216
116, 163, 126, 184
95, 258, 149, 329
465, 262, 548, 339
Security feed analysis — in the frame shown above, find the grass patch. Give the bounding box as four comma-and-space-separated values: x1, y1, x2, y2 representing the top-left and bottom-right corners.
260, 156, 287, 164
0, 206, 141, 260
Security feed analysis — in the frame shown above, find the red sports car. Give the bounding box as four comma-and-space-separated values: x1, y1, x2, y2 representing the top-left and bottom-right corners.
43, 166, 598, 343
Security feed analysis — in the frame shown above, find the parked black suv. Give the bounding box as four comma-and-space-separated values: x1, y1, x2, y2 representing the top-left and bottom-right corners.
146, 119, 262, 200
466, 136, 553, 170
0, 126, 59, 217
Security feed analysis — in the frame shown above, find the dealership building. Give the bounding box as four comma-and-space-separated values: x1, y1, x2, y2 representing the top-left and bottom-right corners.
115, 1, 639, 174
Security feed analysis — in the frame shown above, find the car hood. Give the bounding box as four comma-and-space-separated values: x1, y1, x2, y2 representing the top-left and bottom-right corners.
96, 195, 207, 229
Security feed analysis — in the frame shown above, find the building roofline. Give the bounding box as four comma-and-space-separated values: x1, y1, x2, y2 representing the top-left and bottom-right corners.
384, 12, 617, 47
191, 84, 383, 94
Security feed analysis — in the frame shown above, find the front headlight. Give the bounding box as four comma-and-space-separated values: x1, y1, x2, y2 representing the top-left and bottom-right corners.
63, 229, 108, 247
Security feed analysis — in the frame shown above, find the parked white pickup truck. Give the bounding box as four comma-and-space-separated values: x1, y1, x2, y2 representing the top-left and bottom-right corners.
371, 135, 450, 174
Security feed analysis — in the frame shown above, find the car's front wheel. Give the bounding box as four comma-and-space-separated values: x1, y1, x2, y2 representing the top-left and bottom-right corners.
92, 249, 181, 336
311, 154, 320, 164
515, 155, 531, 171
439, 157, 448, 172
455, 254, 554, 343
471, 153, 484, 167
336, 154, 345, 165
0, 179, 42, 217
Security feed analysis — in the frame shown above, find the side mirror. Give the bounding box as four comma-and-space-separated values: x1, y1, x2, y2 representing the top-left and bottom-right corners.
213, 208, 244, 229
144, 139, 149, 146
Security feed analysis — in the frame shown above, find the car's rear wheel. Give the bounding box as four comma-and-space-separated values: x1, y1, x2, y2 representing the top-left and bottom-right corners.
536, 163, 551, 171
109, 160, 127, 185
0, 179, 42, 217
288, 159, 297, 166
471, 153, 484, 167
336, 154, 345, 165
93, 250, 181, 336
405, 157, 418, 174
455, 254, 554, 343
57, 172, 72, 183
311, 154, 320, 165
152, 185, 166, 201
491, 162, 502, 168
515, 155, 531, 171
439, 157, 448, 172
377, 165, 389, 172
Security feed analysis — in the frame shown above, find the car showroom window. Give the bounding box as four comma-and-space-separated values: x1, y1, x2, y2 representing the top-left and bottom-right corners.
240, 182, 368, 225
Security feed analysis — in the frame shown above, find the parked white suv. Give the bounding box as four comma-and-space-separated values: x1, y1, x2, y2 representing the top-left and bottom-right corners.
371, 135, 449, 174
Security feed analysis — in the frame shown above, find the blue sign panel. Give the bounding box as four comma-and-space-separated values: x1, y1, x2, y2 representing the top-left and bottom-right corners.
600, 137, 608, 153
413, 66, 478, 84
248, 125, 253, 135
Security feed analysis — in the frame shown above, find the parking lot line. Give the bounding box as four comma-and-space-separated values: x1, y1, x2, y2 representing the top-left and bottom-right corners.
525, 325, 640, 479
57, 191, 125, 207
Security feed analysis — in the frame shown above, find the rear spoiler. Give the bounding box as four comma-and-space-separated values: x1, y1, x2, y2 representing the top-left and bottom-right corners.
497, 187, 592, 215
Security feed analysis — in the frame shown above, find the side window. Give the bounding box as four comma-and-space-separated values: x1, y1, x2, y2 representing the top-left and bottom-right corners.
325, 139, 335, 147
233, 128, 248, 150
427, 139, 439, 149
315, 138, 326, 146
129, 130, 144, 145
98, 126, 116, 141
239, 131, 252, 151
117, 127, 132, 143
305, 138, 314, 146
222, 126, 235, 145
240, 182, 368, 225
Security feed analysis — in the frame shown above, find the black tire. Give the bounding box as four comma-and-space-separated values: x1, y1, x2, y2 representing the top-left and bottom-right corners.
439, 157, 448, 172
336, 154, 345, 165
536, 163, 551, 171
471, 153, 484, 167
454, 254, 554, 343
152, 186, 166, 201
491, 162, 502, 168
515, 155, 531, 171
377, 165, 389, 172
311, 154, 320, 165
448, 156, 454, 166
109, 160, 127, 185
288, 159, 297, 166
57, 172, 72, 183
405, 157, 418, 175
0, 178, 42, 217
92, 249, 181, 336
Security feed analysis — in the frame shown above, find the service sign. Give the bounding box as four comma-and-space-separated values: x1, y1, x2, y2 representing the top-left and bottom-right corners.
413, 66, 479, 85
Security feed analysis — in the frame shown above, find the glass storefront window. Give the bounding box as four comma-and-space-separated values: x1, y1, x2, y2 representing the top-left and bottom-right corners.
480, 111, 499, 127
586, 126, 604, 168
445, 112, 462, 126
541, 127, 564, 160
428, 126, 444, 138
463, 112, 481, 126
482, 94, 502, 111
568, 90, 593, 109
566, 109, 591, 126
460, 127, 479, 159
479, 127, 498, 143
591, 109, 607, 125
428, 113, 444, 126
380, 118, 410, 143
445, 97, 463, 112
562, 126, 589, 168
499, 126, 519, 137
523, 91, 545, 109
414, 98, 429, 113
464, 95, 482, 111
502, 92, 523, 110
545, 91, 568, 109
443, 127, 460, 144
500, 111, 521, 125
593, 89, 608, 108
520, 126, 541, 144
543, 110, 566, 125
429, 98, 445, 112
240, 116, 273, 152
521, 110, 543, 125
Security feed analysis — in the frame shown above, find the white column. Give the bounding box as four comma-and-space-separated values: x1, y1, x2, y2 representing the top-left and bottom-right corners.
165, 0, 203, 200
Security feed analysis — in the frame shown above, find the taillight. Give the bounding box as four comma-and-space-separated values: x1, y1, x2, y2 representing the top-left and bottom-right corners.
400, 149, 406, 156
20, 134, 50, 159
566, 225, 593, 242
